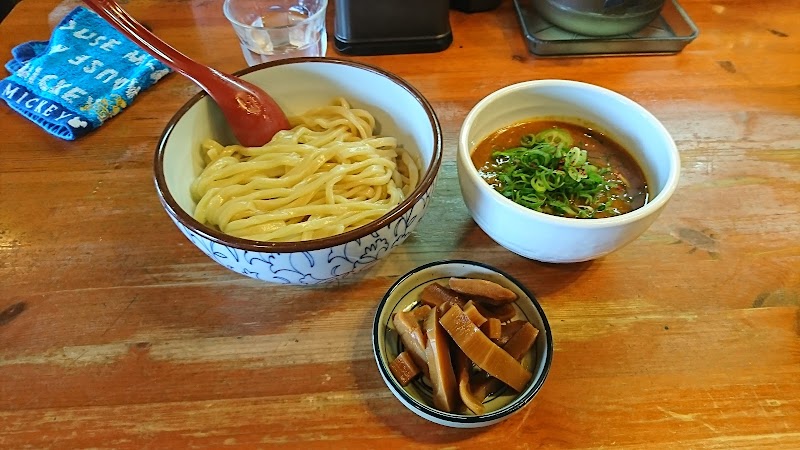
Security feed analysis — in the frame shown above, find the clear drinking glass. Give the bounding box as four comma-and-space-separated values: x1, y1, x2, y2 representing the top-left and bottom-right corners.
223, 0, 328, 66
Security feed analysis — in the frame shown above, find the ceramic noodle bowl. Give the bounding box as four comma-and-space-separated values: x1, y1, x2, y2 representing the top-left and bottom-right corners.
154, 58, 442, 284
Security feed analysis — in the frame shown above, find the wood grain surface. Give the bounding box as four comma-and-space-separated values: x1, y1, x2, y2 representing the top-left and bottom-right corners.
1, 0, 799, 448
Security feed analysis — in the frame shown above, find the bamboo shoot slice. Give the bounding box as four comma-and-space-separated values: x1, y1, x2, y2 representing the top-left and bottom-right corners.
424, 307, 459, 412
481, 318, 502, 340
503, 321, 539, 361
439, 305, 531, 392
393, 311, 429, 376
473, 321, 539, 399
463, 300, 488, 327
495, 320, 527, 345
473, 301, 517, 323
411, 304, 432, 323
448, 277, 517, 305
420, 282, 467, 308
453, 347, 485, 415
389, 351, 421, 386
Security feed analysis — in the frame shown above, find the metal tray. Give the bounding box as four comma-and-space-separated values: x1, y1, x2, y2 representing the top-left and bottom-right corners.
513, 0, 699, 57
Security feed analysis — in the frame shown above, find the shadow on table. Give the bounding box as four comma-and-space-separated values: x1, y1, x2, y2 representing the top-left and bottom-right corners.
349, 315, 492, 443
450, 217, 596, 299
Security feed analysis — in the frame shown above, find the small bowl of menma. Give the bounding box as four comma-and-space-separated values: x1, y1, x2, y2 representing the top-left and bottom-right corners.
457, 79, 681, 263
373, 260, 553, 428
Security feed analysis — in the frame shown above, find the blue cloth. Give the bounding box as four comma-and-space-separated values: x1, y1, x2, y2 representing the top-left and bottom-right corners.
0, 7, 171, 140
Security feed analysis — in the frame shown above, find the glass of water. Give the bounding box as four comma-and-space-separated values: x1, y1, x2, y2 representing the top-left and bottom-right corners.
223, 0, 328, 66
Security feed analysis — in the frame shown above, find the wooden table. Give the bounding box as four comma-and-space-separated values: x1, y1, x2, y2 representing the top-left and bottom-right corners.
1, 0, 798, 447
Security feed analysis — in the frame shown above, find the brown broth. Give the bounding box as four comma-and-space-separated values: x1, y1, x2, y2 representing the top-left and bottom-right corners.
471, 119, 649, 218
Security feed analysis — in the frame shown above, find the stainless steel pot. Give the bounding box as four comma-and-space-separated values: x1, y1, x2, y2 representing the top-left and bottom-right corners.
533, 0, 666, 36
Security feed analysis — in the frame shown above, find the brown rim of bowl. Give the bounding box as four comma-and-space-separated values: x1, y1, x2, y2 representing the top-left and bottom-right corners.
153, 57, 443, 253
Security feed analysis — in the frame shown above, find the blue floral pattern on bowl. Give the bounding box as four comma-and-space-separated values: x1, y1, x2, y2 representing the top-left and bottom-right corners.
169, 189, 433, 285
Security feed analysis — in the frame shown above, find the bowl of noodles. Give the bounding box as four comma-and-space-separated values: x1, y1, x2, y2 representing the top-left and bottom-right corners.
154, 58, 442, 284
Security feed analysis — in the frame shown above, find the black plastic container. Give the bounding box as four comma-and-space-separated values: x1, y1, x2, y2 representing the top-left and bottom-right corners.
334, 0, 453, 55
450, 0, 502, 13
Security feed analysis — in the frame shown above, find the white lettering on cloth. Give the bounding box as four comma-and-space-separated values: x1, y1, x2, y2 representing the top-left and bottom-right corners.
125, 80, 140, 99
95, 68, 118, 83
3, 85, 74, 121
99, 39, 121, 51
112, 77, 130, 90
68, 54, 91, 65
4, 14, 164, 114
2, 86, 77, 122
62, 87, 87, 103
88, 35, 107, 46
122, 50, 147, 65
73, 29, 98, 40
150, 69, 169, 82
15, 66, 87, 104
33, 101, 70, 121
59, 19, 77, 31
2, 84, 20, 98
49, 79, 73, 95
43, 104, 59, 117
49, 44, 70, 54
84, 59, 104, 74
15, 61, 32, 78
34, 99, 48, 113
38, 75, 57, 92
63, 56, 125, 87
27, 74, 76, 98
19, 66, 43, 84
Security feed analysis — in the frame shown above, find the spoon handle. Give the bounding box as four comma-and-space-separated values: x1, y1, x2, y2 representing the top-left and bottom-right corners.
81, 0, 291, 147
83, 0, 208, 81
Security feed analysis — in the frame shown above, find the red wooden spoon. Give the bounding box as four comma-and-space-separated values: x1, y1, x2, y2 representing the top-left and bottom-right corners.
83, 0, 290, 147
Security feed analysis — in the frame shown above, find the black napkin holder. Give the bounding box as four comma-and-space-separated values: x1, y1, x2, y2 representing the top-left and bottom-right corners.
334, 0, 453, 55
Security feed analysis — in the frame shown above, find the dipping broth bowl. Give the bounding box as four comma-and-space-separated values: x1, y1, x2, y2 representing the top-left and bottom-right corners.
373, 260, 553, 428
154, 58, 442, 285
457, 79, 680, 263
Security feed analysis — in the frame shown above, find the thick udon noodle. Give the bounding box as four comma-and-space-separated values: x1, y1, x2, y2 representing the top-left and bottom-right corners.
190, 98, 420, 242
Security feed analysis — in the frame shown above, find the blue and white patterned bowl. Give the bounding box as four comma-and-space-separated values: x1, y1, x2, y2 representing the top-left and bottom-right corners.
154, 59, 442, 284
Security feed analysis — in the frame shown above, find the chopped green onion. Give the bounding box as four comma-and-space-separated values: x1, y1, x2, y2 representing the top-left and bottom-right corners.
486, 128, 625, 218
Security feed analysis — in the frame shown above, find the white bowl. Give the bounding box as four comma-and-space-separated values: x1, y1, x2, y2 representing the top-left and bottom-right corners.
373, 260, 553, 428
154, 58, 442, 284
457, 79, 680, 263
